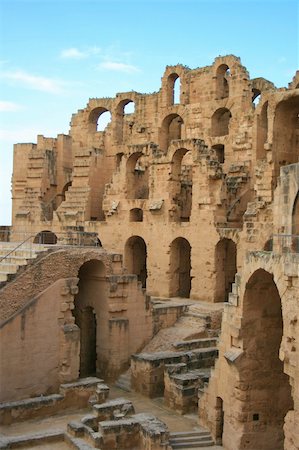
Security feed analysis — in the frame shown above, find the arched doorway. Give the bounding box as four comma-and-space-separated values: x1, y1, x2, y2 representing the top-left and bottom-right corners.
160, 114, 184, 150
73, 259, 106, 377
215, 238, 237, 302
125, 236, 147, 288
126, 153, 149, 199
238, 269, 293, 449
169, 237, 191, 297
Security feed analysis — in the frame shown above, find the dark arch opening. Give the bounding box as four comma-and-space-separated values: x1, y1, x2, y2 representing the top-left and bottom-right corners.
257, 101, 268, 160
170, 148, 192, 222
272, 96, 299, 184
89, 107, 111, 132
214, 238, 237, 302
126, 152, 149, 199
238, 269, 293, 449
130, 208, 143, 222
125, 236, 147, 288
33, 230, 57, 245
169, 237, 191, 297
211, 108, 231, 137
160, 114, 184, 150
212, 144, 225, 163
73, 260, 106, 378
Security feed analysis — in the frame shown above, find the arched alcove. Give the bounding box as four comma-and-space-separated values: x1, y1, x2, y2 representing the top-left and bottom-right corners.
211, 108, 231, 137
237, 269, 293, 449
126, 152, 149, 199
214, 238, 237, 302
170, 148, 192, 221
124, 236, 147, 288
292, 191, 299, 252
160, 114, 184, 150
33, 230, 57, 245
212, 144, 225, 164
73, 259, 106, 378
169, 237, 191, 297
130, 208, 143, 222
272, 96, 299, 183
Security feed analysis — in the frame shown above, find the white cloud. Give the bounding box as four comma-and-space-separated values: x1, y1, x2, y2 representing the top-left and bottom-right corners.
0, 101, 23, 112
60, 46, 101, 59
60, 48, 87, 59
0, 70, 65, 94
99, 61, 140, 74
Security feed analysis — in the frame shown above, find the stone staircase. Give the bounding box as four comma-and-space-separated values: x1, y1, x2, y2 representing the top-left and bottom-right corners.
169, 430, 214, 449
0, 241, 46, 283
115, 368, 131, 392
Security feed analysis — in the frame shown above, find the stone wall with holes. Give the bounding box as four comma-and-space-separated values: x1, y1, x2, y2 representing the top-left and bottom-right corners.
0, 248, 153, 402
10, 55, 298, 302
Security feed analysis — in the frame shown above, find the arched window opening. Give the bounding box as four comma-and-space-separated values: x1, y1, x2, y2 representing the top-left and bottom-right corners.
257, 101, 268, 160
33, 230, 57, 245
160, 114, 184, 150
272, 96, 299, 184
216, 64, 230, 99
115, 99, 135, 143
239, 269, 293, 449
211, 108, 231, 137
167, 73, 180, 105
124, 101, 135, 114
125, 236, 147, 288
170, 148, 192, 222
73, 260, 106, 378
252, 88, 261, 107
126, 153, 149, 199
263, 238, 273, 252
212, 144, 225, 164
214, 238, 237, 302
169, 237, 191, 298
130, 208, 143, 222
97, 110, 111, 131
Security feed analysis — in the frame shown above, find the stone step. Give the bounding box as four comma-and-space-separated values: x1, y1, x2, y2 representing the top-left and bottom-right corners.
0, 263, 19, 273
173, 338, 218, 352
115, 370, 131, 392
169, 431, 214, 449
0, 273, 8, 282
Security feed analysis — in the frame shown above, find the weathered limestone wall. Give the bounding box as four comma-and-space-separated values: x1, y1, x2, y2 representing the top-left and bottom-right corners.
0, 248, 153, 402
0, 278, 79, 402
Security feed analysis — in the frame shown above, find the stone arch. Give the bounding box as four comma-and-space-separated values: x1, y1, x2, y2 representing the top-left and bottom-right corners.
159, 113, 184, 150
73, 259, 106, 378
124, 236, 147, 288
215, 64, 230, 99
272, 94, 299, 183
170, 148, 192, 222
214, 238, 237, 302
114, 98, 136, 143
167, 73, 180, 105
33, 230, 57, 245
211, 108, 231, 137
169, 237, 191, 297
237, 269, 293, 450
130, 208, 143, 222
88, 107, 111, 132
256, 101, 268, 160
126, 152, 149, 199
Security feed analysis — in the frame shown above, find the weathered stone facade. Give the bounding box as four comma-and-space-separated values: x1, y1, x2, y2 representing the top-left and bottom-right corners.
1, 55, 299, 449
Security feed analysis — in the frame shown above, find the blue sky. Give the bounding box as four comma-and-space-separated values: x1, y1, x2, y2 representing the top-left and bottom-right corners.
0, 0, 298, 225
